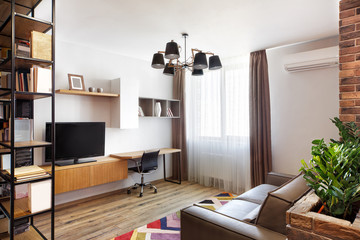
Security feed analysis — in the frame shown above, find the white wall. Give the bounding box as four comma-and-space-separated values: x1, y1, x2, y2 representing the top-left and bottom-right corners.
267, 37, 339, 175
33, 40, 174, 205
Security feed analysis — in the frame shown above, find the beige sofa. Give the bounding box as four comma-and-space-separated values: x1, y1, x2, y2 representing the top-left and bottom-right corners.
181, 172, 309, 240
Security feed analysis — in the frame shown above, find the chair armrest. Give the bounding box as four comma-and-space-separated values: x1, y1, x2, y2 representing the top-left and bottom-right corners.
181, 206, 286, 240
266, 172, 295, 186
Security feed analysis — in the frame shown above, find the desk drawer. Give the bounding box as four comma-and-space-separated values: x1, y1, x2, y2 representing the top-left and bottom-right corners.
90, 161, 128, 186
55, 166, 91, 194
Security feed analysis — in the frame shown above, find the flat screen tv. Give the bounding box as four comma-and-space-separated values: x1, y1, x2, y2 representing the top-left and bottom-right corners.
45, 122, 105, 166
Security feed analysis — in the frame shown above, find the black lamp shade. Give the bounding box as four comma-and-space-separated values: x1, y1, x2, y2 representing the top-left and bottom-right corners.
163, 63, 174, 76
209, 55, 222, 70
151, 53, 165, 69
193, 52, 208, 70
165, 41, 180, 59
192, 69, 203, 76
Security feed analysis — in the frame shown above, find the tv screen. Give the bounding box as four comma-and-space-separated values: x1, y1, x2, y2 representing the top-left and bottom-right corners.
45, 122, 105, 166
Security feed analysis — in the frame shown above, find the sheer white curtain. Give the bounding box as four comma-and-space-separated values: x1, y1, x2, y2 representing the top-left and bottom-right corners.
186, 55, 251, 194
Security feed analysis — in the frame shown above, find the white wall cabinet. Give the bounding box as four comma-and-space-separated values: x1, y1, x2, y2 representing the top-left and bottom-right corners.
139, 97, 180, 118
110, 78, 139, 129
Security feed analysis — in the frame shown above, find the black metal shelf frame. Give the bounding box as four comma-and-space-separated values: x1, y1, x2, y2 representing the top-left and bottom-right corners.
0, 202, 52, 221
1, 0, 55, 239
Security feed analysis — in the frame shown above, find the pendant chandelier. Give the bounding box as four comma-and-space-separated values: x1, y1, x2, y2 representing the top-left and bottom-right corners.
151, 33, 222, 76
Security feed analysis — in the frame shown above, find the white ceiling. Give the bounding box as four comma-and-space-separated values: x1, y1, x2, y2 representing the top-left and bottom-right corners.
54, 0, 339, 62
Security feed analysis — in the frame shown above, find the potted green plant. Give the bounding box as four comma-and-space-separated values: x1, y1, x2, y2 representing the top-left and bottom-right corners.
300, 117, 360, 220
286, 118, 360, 239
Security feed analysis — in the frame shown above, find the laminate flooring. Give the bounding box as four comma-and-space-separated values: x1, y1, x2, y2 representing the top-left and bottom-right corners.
34, 180, 220, 240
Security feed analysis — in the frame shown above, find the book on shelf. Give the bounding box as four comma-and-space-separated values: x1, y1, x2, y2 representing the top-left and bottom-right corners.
17, 69, 30, 92
15, 40, 30, 58
0, 103, 10, 121
35, 66, 52, 93
15, 172, 50, 181
31, 31, 52, 61
15, 148, 32, 167
1, 154, 10, 170
1, 148, 33, 170
12, 67, 51, 93
167, 108, 174, 117
0, 48, 10, 61
0, 72, 11, 89
5, 165, 47, 179
28, 179, 51, 213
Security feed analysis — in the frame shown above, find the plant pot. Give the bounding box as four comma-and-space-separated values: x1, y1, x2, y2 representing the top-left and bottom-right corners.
286, 191, 360, 239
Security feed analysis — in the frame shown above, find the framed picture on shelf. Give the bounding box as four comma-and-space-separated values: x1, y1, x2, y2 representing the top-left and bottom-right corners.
68, 74, 85, 91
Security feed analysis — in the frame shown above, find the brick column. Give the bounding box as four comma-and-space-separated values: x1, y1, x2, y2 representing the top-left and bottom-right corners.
339, 0, 360, 123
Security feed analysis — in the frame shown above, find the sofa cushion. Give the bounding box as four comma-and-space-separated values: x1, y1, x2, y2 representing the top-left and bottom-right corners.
256, 173, 309, 235
235, 184, 278, 204
216, 199, 260, 222
242, 205, 261, 222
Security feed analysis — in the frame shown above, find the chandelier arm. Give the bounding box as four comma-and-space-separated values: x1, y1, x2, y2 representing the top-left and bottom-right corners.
191, 48, 214, 55
203, 51, 215, 56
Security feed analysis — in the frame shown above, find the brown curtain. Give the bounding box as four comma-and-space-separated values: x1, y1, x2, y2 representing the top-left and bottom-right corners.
249, 50, 272, 187
172, 69, 188, 180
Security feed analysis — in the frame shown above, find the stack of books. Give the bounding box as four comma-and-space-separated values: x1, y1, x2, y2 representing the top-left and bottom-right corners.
15, 40, 30, 58
5, 165, 49, 182
15, 148, 32, 167
12, 67, 51, 93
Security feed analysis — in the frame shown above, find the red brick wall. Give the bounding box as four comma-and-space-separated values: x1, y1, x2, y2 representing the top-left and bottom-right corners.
339, 0, 360, 123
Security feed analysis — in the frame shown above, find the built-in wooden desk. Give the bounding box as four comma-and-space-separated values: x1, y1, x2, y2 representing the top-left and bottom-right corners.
110, 148, 182, 184
41, 148, 181, 194
41, 157, 128, 194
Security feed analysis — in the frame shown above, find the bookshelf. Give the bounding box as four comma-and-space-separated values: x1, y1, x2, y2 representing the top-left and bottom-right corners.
0, 0, 56, 239
139, 97, 180, 118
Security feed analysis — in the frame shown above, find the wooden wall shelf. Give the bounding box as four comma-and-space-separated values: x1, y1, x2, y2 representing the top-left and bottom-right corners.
56, 89, 119, 98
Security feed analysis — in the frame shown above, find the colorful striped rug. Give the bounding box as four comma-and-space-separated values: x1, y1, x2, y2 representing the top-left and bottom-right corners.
112, 192, 236, 240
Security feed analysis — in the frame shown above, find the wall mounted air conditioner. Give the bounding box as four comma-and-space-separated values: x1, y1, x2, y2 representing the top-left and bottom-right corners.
284, 46, 339, 72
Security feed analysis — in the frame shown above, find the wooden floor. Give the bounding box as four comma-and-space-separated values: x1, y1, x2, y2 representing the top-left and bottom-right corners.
34, 180, 220, 240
